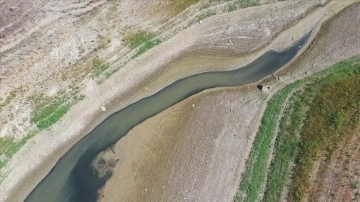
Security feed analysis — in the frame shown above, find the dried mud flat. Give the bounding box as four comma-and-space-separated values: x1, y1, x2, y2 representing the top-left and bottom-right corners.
0, 0, 360, 202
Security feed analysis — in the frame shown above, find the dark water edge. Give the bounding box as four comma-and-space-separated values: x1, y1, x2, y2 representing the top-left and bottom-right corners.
25, 32, 311, 202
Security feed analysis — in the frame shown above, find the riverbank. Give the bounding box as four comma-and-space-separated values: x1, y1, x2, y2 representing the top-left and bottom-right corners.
99, 1, 360, 201
0, 0, 359, 201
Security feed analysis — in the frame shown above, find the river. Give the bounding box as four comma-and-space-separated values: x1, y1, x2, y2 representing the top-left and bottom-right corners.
25, 32, 311, 202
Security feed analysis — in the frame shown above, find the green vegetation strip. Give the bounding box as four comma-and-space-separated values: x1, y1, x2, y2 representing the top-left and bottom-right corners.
91, 58, 109, 78
235, 57, 360, 202
123, 32, 162, 59
262, 82, 317, 202
234, 80, 302, 202
124, 32, 155, 49
228, 0, 260, 12
132, 38, 162, 59
0, 130, 38, 171
31, 92, 85, 130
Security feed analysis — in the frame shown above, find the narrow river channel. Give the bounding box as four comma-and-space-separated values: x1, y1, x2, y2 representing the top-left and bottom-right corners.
26, 32, 311, 202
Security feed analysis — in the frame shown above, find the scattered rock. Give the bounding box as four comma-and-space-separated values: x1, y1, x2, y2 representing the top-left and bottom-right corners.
256, 84, 264, 91
100, 106, 106, 111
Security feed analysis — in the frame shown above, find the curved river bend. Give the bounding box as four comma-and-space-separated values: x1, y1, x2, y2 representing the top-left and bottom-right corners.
26, 32, 311, 202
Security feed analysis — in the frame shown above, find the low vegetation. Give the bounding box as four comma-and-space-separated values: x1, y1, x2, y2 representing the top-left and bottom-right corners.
236, 0, 259, 8
123, 31, 162, 59
196, 10, 216, 22
123, 32, 155, 49
234, 80, 302, 202
0, 129, 38, 182
30, 87, 85, 130
132, 38, 162, 59
262, 82, 317, 202
228, 0, 260, 12
91, 58, 109, 78
235, 57, 360, 201
0, 88, 85, 181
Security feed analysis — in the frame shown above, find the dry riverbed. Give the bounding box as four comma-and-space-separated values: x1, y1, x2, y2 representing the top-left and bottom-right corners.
1, 0, 359, 201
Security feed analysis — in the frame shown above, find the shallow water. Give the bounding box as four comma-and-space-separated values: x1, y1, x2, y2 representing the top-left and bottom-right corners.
25, 32, 311, 202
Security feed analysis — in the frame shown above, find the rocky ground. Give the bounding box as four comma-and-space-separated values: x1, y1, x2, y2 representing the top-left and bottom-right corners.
1, 0, 359, 201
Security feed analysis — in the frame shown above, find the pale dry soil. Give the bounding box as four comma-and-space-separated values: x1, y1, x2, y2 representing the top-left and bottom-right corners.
0, 0, 359, 201
99, 2, 360, 202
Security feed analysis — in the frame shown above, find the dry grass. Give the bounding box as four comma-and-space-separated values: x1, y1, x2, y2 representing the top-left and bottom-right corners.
288, 59, 360, 201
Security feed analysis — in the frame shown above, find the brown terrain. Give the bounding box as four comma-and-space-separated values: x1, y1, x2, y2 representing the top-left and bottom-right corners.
0, 0, 359, 201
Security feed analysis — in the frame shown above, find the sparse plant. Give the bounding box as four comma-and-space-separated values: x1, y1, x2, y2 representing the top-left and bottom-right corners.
228, 3, 237, 12
196, 10, 216, 22
132, 38, 162, 59
91, 58, 109, 78
124, 32, 155, 49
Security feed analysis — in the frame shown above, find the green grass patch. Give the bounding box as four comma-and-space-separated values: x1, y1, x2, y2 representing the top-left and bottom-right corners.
30, 92, 85, 130
227, 0, 259, 12
91, 58, 109, 78
123, 31, 162, 59
228, 3, 238, 12
262, 83, 317, 202
235, 0, 259, 8
0, 130, 39, 171
124, 32, 155, 49
0, 88, 86, 183
34, 104, 71, 129
132, 38, 162, 59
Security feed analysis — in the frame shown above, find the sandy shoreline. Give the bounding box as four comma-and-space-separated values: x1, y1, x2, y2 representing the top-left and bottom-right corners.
1, 0, 359, 201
